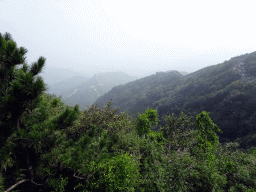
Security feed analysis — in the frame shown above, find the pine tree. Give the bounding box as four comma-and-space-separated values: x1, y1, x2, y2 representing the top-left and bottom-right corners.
0, 32, 49, 145
0, 32, 81, 191
0, 31, 50, 190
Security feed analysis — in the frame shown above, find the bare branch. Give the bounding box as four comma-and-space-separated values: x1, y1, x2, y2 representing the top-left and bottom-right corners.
4, 179, 43, 192
73, 171, 85, 180
31, 181, 43, 186
4, 179, 28, 192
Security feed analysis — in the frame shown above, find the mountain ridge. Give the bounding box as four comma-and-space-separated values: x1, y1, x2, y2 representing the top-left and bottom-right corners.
93, 51, 256, 149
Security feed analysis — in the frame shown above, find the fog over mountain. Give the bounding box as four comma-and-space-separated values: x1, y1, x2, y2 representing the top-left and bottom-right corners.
1, 0, 255, 79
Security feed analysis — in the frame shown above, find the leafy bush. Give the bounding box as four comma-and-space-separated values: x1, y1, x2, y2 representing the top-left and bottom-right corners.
135, 107, 160, 138
91, 152, 140, 191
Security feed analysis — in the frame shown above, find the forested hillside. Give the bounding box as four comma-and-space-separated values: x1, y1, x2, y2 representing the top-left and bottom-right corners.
2, 32, 256, 192
94, 51, 256, 149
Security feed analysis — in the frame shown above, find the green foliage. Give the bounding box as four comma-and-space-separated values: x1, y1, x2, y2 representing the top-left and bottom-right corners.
161, 149, 227, 192
0, 171, 4, 191
43, 124, 112, 189
135, 134, 165, 191
66, 101, 134, 142
0, 31, 84, 191
146, 130, 166, 144
250, 147, 256, 156
51, 104, 80, 130
90, 152, 140, 191
49, 175, 68, 192
159, 111, 196, 152
2, 32, 256, 192
191, 111, 222, 159
160, 111, 194, 138
135, 107, 160, 137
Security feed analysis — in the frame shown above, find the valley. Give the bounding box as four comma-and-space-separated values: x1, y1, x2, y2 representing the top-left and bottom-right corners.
2, 31, 256, 191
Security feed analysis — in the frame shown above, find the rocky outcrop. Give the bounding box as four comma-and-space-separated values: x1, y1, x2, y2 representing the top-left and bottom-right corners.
233, 60, 255, 85
229, 60, 256, 97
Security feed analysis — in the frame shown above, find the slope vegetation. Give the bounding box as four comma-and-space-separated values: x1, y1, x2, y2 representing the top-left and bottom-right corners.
94, 51, 256, 148
2, 31, 256, 192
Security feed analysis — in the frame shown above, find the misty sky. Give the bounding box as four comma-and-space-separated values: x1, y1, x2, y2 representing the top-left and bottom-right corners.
1, 0, 256, 77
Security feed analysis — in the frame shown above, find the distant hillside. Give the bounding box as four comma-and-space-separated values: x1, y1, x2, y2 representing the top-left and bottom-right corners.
94, 51, 256, 149
37, 66, 92, 87
162, 70, 189, 76
45, 75, 90, 97
155, 70, 189, 76
179, 71, 189, 76
59, 71, 139, 112
94, 70, 184, 119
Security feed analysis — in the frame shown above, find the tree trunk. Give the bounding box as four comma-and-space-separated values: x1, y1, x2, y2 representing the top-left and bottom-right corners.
23, 145, 34, 183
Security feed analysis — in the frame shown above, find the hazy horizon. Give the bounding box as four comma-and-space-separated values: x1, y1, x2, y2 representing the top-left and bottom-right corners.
1, 0, 256, 78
